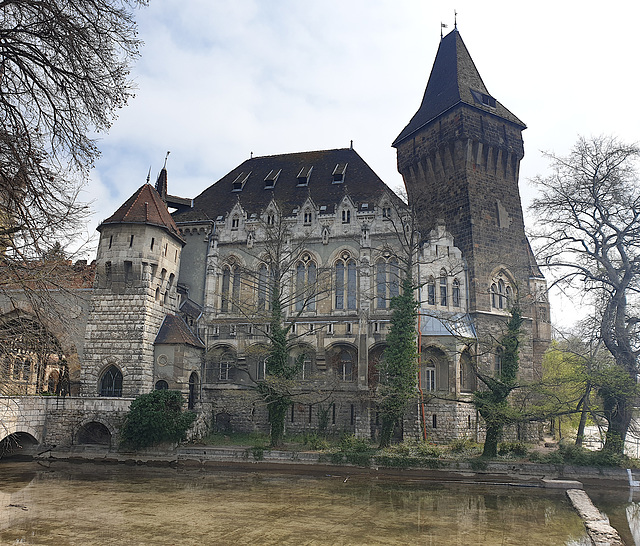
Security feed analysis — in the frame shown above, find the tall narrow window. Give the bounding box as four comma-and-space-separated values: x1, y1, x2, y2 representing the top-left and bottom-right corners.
452, 278, 461, 307
347, 261, 356, 309
342, 209, 351, 224
221, 268, 231, 313
427, 277, 435, 306
439, 270, 447, 306
257, 264, 268, 310
296, 262, 306, 311
335, 261, 345, 309
221, 264, 240, 313
389, 258, 399, 299
188, 372, 199, 409
376, 260, 387, 308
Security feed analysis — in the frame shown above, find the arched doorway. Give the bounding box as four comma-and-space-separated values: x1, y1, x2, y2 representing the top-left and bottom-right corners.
0, 432, 39, 458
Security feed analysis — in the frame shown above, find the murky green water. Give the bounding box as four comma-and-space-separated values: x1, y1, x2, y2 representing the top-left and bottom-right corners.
0, 462, 589, 545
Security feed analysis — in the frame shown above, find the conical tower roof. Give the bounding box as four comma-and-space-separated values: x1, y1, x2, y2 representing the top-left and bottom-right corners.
99, 183, 184, 243
393, 29, 525, 147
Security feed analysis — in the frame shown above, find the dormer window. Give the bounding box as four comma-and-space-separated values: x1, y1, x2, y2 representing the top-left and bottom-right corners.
303, 211, 312, 225
232, 172, 251, 192
319, 205, 327, 213
332, 163, 347, 183
264, 169, 281, 189
297, 166, 313, 186
470, 88, 497, 109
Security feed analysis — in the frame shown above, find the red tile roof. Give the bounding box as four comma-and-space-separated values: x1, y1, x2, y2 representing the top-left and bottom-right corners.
99, 184, 184, 243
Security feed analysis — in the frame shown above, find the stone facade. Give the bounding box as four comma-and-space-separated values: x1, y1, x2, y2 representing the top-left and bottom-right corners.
0, 28, 551, 449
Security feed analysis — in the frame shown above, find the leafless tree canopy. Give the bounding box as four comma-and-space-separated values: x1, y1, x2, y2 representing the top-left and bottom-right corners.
0, 0, 145, 257
531, 136, 640, 451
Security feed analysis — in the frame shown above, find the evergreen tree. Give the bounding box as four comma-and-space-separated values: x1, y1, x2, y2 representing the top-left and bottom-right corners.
378, 275, 418, 448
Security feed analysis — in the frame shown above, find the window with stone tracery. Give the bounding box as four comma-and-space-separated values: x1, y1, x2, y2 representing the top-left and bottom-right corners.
221, 262, 241, 313
335, 252, 356, 310
490, 272, 515, 310
376, 257, 399, 309
295, 254, 317, 312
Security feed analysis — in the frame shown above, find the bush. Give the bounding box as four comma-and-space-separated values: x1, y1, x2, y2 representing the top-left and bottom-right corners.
539, 443, 629, 467
498, 441, 528, 458
303, 432, 329, 451
448, 438, 482, 455
120, 390, 196, 450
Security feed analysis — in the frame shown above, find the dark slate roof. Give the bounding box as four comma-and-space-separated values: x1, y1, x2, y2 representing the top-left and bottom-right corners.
155, 314, 204, 348
393, 30, 525, 147
179, 298, 203, 320
99, 184, 185, 244
172, 148, 394, 222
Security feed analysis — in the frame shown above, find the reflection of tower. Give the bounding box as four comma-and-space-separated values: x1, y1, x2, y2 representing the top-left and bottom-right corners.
81, 183, 185, 396
393, 29, 550, 374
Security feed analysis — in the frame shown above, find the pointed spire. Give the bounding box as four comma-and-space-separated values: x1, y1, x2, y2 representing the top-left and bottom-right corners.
393, 30, 525, 147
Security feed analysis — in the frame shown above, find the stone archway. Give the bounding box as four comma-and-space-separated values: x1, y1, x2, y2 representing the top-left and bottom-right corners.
76, 422, 112, 446
0, 431, 39, 458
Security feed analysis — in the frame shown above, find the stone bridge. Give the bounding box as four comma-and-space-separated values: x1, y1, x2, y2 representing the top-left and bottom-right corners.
0, 396, 133, 455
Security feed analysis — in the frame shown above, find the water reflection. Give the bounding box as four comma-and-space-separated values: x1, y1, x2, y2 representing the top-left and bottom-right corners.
0, 462, 588, 545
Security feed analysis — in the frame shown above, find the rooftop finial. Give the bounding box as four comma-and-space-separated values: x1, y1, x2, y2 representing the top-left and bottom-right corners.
454, 10, 457, 29
250, 151, 253, 159
163, 151, 170, 169
440, 22, 448, 39
350, 139, 353, 150
146, 166, 151, 184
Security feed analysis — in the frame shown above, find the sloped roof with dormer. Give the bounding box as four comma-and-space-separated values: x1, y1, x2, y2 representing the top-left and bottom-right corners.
393, 29, 525, 147
99, 183, 185, 244
155, 314, 204, 348
172, 148, 397, 223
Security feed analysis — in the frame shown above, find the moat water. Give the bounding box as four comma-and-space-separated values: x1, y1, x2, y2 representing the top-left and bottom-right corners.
0, 460, 628, 545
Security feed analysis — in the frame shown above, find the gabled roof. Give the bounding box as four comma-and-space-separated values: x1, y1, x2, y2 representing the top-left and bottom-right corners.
155, 314, 204, 348
172, 148, 394, 223
393, 30, 525, 147
99, 183, 185, 243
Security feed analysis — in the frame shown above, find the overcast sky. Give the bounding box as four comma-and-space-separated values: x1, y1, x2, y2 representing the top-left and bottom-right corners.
85, 0, 640, 328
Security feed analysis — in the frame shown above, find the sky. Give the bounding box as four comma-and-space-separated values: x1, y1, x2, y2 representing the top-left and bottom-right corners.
85, 0, 640, 329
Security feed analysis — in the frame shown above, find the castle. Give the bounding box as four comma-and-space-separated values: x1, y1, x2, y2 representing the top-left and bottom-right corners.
1, 29, 551, 445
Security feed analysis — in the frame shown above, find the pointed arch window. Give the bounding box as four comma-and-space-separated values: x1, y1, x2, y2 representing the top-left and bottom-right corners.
257, 264, 269, 310
376, 257, 399, 309
452, 278, 461, 307
335, 257, 357, 310
490, 276, 514, 310
439, 269, 448, 307
427, 276, 436, 306
295, 257, 317, 312
341, 209, 351, 224
100, 365, 122, 397
221, 263, 241, 313
188, 372, 199, 409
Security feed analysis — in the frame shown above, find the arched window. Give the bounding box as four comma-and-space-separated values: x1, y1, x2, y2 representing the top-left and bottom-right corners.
335, 256, 357, 310
221, 263, 241, 313
376, 258, 400, 309
427, 276, 436, 306
295, 257, 317, 312
257, 264, 268, 310
439, 269, 448, 306
341, 209, 351, 224
420, 359, 436, 392
100, 365, 123, 397
338, 350, 354, 381
452, 278, 461, 307
188, 372, 199, 409
490, 274, 514, 310
155, 380, 169, 390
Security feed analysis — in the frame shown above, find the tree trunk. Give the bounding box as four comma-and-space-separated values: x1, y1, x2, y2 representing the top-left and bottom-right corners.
268, 398, 290, 447
379, 415, 395, 449
575, 388, 590, 448
482, 422, 501, 458
603, 395, 633, 455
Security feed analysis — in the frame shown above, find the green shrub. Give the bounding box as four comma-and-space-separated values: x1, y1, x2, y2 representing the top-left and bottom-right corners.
498, 441, 528, 457
448, 438, 482, 455
539, 443, 629, 467
120, 390, 196, 450
339, 434, 371, 453
303, 432, 329, 451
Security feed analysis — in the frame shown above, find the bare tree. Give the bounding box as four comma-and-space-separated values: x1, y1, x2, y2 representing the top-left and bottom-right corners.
0, 0, 145, 395
531, 135, 640, 455
217, 211, 333, 446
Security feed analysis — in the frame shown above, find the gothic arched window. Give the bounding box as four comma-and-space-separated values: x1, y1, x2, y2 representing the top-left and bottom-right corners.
335, 255, 356, 310
439, 269, 448, 306
295, 256, 317, 312
376, 257, 399, 309
427, 276, 436, 306
490, 274, 515, 310
452, 278, 461, 307
100, 365, 123, 397
257, 264, 268, 310
221, 263, 241, 313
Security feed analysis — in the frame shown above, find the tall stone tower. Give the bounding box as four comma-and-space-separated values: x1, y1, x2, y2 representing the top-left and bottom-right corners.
393, 29, 550, 376
81, 183, 185, 397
